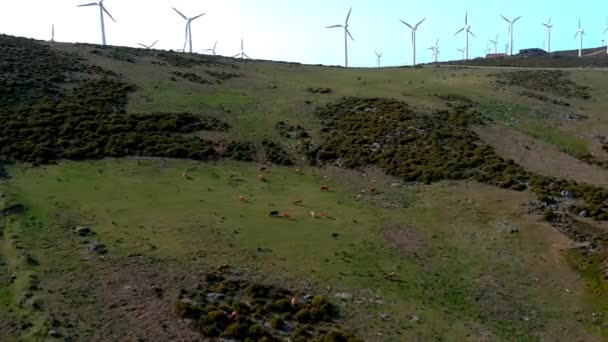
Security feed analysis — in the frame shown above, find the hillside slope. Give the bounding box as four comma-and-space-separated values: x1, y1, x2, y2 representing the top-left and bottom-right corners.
2, 34, 608, 341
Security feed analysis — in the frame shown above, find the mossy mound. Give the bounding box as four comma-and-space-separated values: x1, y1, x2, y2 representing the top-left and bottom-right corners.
491, 70, 591, 99
309, 97, 608, 222
175, 270, 361, 341
171, 71, 215, 85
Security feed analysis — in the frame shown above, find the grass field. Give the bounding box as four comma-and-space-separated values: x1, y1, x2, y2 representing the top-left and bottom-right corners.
1, 37, 608, 340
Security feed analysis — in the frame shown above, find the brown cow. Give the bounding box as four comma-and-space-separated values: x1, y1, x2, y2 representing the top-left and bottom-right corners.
320, 186, 330, 192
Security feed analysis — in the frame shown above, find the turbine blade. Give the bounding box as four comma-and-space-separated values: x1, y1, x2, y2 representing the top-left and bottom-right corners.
513, 16, 522, 23
400, 20, 414, 30
468, 30, 476, 38
78, 2, 98, 7
214, 41, 218, 49
465, 11, 468, 25
232, 53, 240, 58
345, 7, 352, 24
548, 17, 552, 25
415, 18, 426, 28
137, 43, 147, 48
500, 15, 510, 23
102, 6, 116, 22
346, 29, 355, 41
454, 28, 465, 36
150, 40, 159, 48
574, 32, 579, 39
192, 13, 205, 21
173, 7, 188, 20
578, 17, 581, 28
326, 24, 343, 28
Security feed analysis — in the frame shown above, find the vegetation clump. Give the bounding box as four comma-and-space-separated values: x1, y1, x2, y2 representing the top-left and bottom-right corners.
491, 70, 591, 99
174, 270, 360, 341
310, 97, 608, 221
171, 71, 215, 85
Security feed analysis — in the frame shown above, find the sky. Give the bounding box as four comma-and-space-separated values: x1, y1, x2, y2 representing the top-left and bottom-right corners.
0, 0, 606, 67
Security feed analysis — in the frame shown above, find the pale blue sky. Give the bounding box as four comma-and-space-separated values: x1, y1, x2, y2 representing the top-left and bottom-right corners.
0, 0, 606, 67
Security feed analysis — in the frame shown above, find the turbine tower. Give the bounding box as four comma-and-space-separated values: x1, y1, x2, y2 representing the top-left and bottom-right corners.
427, 38, 439, 63
173, 7, 205, 54
78, 0, 116, 46
205, 41, 218, 55
455, 12, 475, 61
489, 35, 499, 53
326, 7, 355, 67
542, 18, 553, 53
501, 15, 522, 55
399, 17, 426, 66
51, 24, 55, 42
604, 19, 608, 55
574, 18, 585, 57
375, 51, 383, 68
457, 48, 465, 60
137, 40, 159, 49
232, 38, 250, 59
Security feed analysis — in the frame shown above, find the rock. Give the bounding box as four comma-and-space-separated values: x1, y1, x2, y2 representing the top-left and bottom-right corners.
333, 292, 353, 300
579, 210, 589, 218
74, 226, 91, 236
390, 183, 402, 188
25, 253, 39, 266
560, 191, 575, 199
206, 293, 225, 303
303, 294, 313, 303
510, 227, 520, 234
27, 297, 44, 310
411, 315, 420, 323
48, 329, 61, 338
87, 241, 107, 254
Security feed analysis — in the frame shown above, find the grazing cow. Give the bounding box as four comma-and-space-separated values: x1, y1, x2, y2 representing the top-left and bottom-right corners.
269, 210, 280, 217
321, 210, 329, 218
320, 186, 330, 192
292, 199, 303, 206
294, 168, 302, 174
239, 195, 247, 202
283, 212, 291, 218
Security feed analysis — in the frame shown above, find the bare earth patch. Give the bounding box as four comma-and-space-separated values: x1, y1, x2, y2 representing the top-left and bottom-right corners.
383, 224, 424, 256
476, 124, 608, 188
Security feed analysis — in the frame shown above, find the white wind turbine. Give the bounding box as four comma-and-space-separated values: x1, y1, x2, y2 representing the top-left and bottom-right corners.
489, 34, 499, 53
501, 15, 522, 55
51, 24, 55, 42
457, 48, 465, 60
173, 7, 205, 54
77, 0, 116, 46
137, 40, 159, 49
427, 38, 439, 63
485, 41, 493, 55
375, 51, 383, 68
399, 17, 426, 66
232, 38, 250, 59
326, 7, 355, 67
455, 12, 475, 60
205, 41, 218, 55
574, 18, 585, 57
604, 19, 608, 55
542, 18, 553, 53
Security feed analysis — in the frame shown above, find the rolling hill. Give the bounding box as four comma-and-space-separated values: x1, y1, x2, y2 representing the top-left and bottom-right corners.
2, 34, 608, 341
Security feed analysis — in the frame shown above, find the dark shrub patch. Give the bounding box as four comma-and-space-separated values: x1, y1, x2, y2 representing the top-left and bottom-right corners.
171, 71, 215, 84
175, 270, 359, 341
491, 70, 591, 99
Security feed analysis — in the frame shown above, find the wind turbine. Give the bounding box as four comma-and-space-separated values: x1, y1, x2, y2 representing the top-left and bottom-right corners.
399, 17, 426, 66
137, 40, 159, 49
232, 38, 250, 59
485, 41, 493, 55
604, 18, 608, 55
455, 12, 475, 61
326, 7, 355, 67
428, 38, 439, 63
489, 34, 499, 53
51, 24, 55, 42
542, 18, 553, 53
77, 0, 116, 46
501, 15, 522, 55
205, 41, 218, 55
375, 51, 383, 68
574, 18, 585, 57
457, 48, 465, 60
173, 7, 205, 54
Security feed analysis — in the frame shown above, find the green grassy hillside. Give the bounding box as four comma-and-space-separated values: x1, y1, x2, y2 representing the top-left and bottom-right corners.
2, 34, 608, 341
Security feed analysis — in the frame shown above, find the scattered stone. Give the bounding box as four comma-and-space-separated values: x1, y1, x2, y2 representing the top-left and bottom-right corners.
411, 315, 420, 323
206, 293, 225, 303
27, 297, 44, 310
48, 329, 61, 338
74, 226, 91, 236
302, 294, 313, 303
560, 190, 575, 199
87, 241, 107, 254
578, 210, 589, 218
390, 183, 402, 188
333, 292, 353, 300
380, 313, 390, 321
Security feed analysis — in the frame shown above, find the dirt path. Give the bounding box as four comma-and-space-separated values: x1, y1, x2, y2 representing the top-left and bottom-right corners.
476, 124, 608, 188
